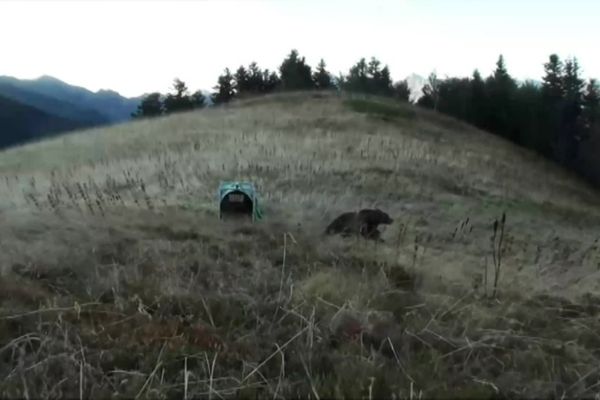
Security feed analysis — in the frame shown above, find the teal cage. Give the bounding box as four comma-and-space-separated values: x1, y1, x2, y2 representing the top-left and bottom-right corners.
218, 181, 262, 221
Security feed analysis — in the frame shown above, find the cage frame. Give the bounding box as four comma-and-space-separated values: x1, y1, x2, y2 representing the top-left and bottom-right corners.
218, 181, 259, 222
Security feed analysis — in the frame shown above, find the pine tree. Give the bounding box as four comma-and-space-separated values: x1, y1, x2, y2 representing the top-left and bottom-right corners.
422, 71, 440, 111
279, 49, 314, 91
247, 62, 264, 93
563, 57, 585, 103
493, 55, 509, 81
392, 80, 411, 101
173, 79, 189, 96
344, 58, 369, 93
346, 57, 394, 96
469, 69, 487, 127
540, 54, 566, 158
513, 81, 544, 151
131, 92, 163, 118
583, 79, 600, 131
485, 55, 517, 140
367, 57, 382, 93
313, 59, 333, 90
417, 88, 434, 108
163, 78, 194, 114
211, 68, 235, 105
437, 77, 472, 121
578, 79, 600, 183
262, 69, 280, 93
377, 66, 394, 96
542, 54, 564, 101
558, 57, 586, 163
234, 66, 251, 95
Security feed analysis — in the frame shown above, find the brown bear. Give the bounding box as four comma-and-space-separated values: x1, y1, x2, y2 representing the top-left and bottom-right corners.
325, 208, 393, 241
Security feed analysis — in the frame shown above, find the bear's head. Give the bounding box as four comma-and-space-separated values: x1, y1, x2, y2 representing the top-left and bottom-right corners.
374, 209, 394, 224
359, 208, 394, 225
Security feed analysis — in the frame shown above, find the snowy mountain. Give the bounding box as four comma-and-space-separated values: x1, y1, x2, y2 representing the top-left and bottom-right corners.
404, 73, 427, 103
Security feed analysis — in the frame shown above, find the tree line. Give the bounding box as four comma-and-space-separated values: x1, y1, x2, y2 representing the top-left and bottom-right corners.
131, 78, 207, 118
132, 49, 600, 186
416, 55, 600, 183
132, 49, 411, 117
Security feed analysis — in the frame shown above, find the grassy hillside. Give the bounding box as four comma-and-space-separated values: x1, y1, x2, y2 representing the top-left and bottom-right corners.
1, 91, 600, 398
0, 94, 90, 149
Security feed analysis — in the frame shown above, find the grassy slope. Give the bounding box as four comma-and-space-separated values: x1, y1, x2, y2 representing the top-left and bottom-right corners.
1, 91, 600, 398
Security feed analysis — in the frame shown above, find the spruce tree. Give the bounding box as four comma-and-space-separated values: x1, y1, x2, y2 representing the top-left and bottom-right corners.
367, 57, 382, 93
392, 80, 411, 101
581, 79, 600, 147
211, 68, 235, 104
344, 58, 369, 93
279, 49, 314, 91
313, 59, 333, 90
132, 92, 163, 118
542, 54, 565, 101
247, 62, 264, 93
377, 66, 394, 96
540, 54, 566, 158
513, 81, 544, 151
583, 79, 600, 130
469, 69, 487, 127
485, 55, 517, 140
563, 57, 585, 103
558, 57, 586, 163
437, 77, 472, 121
163, 78, 194, 114
424, 71, 440, 110
234, 66, 251, 95
262, 70, 280, 93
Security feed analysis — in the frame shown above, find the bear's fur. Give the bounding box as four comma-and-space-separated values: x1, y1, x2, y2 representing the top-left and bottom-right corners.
324, 211, 361, 237
325, 208, 393, 241
358, 208, 393, 239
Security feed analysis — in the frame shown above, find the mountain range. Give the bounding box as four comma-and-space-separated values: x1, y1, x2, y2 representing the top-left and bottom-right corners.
0, 75, 144, 150
0, 93, 94, 149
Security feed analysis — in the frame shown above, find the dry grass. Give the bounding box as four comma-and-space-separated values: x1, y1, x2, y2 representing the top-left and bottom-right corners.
2, 91, 600, 398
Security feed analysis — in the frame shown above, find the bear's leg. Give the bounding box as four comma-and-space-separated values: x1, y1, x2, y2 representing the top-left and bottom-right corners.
360, 223, 377, 239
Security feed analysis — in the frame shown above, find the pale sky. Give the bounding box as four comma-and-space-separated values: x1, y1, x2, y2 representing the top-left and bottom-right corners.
1, 0, 598, 98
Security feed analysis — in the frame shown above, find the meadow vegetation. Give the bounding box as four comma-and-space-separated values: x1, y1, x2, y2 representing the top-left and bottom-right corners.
1, 92, 600, 398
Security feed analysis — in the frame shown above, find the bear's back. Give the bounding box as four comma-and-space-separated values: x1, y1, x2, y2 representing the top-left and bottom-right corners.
325, 211, 360, 235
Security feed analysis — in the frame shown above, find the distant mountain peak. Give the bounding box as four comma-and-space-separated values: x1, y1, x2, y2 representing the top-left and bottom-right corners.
0, 75, 141, 123
404, 73, 427, 102
36, 75, 63, 83
96, 88, 128, 98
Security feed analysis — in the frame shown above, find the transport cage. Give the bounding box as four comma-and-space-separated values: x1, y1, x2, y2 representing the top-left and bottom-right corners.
218, 181, 262, 221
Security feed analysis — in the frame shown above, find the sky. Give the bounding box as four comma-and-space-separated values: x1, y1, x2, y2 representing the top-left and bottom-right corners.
0, 0, 598, 98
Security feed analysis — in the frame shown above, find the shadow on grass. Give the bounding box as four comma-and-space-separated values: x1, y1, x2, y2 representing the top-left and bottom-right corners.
344, 98, 416, 122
